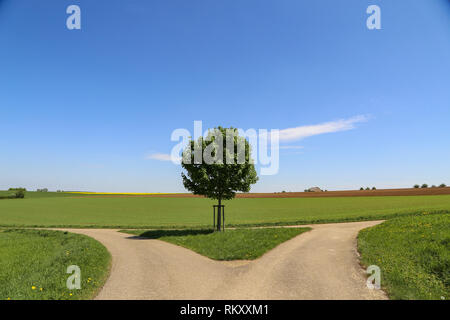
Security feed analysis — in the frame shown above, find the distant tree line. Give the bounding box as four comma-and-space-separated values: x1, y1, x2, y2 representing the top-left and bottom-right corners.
414, 183, 446, 189
360, 187, 377, 191
8, 187, 26, 191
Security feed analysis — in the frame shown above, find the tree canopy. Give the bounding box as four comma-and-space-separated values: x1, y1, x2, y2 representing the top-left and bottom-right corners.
181, 127, 258, 202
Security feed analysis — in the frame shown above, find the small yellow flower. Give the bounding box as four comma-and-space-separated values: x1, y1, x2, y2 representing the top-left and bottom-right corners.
40, 288, 43, 291
69, 293, 73, 296
31, 286, 36, 290
7, 297, 11, 300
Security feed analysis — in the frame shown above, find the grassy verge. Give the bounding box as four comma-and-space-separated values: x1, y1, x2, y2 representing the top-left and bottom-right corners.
0, 229, 111, 300
121, 227, 310, 260
358, 212, 449, 300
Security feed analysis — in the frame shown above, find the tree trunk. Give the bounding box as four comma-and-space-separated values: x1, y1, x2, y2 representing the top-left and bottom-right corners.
217, 198, 222, 231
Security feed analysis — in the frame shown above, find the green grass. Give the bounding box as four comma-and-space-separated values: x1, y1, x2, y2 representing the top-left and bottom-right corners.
0, 193, 450, 228
0, 229, 111, 300
122, 227, 310, 260
358, 213, 449, 300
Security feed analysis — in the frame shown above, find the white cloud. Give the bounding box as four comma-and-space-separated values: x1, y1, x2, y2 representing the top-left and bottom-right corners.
147, 115, 369, 161
146, 153, 180, 162
278, 115, 369, 142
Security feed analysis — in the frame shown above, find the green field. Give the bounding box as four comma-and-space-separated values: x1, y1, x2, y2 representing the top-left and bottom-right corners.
122, 227, 310, 260
358, 213, 449, 300
0, 229, 110, 300
1, 192, 450, 228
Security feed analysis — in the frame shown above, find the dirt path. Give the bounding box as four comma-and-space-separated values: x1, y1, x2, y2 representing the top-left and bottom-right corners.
62, 221, 387, 300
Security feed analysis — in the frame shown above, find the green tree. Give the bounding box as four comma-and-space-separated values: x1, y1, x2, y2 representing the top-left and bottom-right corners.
15, 190, 25, 199
181, 127, 258, 231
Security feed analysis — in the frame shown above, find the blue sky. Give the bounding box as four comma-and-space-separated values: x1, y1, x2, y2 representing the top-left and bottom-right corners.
1, 0, 449, 192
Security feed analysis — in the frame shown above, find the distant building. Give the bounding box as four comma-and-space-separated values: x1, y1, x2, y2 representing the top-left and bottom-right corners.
307, 187, 322, 192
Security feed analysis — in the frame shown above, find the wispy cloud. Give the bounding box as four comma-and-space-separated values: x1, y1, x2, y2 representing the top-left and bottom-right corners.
147, 115, 369, 161
146, 153, 179, 162
278, 115, 369, 142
